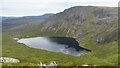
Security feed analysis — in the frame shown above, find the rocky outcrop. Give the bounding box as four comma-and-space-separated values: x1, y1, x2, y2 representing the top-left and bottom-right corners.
0, 57, 20, 63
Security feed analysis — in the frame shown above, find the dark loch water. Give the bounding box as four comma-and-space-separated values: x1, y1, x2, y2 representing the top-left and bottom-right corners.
17, 37, 91, 56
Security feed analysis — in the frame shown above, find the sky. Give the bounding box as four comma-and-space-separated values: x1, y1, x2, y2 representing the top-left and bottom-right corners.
1, 0, 119, 17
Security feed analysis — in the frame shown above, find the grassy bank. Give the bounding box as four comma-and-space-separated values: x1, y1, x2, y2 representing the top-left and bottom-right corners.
2, 32, 118, 66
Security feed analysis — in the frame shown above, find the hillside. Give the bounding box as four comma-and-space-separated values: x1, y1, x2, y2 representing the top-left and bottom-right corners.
2, 13, 54, 31
13, 6, 118, 44
2, 6, 118, 66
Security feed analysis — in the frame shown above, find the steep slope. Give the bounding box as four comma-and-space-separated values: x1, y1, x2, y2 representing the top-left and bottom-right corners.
14, 6, 118, 44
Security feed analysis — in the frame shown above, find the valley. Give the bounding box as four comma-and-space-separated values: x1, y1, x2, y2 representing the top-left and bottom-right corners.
1, 6, 118, 66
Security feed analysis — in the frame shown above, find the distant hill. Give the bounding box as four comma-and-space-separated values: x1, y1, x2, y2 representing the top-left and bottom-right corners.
2, 13, 54, 31
1, 17, 18, 21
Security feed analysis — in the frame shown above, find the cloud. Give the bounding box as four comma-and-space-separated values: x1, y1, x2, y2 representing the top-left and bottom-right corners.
1, 0, 119, 16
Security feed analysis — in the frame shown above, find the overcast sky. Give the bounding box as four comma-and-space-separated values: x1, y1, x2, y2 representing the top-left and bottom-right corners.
1, 0, 119, 17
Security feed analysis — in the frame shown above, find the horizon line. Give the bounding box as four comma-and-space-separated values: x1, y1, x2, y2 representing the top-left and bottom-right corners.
1, 5, 118, 17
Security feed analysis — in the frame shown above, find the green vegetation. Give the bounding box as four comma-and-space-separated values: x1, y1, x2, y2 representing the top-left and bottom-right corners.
2, 32, 118, 66
2, 6, 118, 66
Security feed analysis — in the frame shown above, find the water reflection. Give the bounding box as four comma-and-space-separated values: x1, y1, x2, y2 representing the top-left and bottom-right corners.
17, 37, 91, 56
